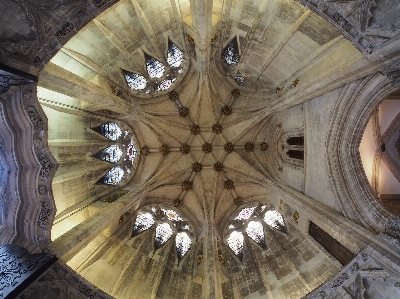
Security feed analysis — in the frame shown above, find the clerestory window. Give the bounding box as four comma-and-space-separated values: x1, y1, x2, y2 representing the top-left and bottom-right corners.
93, 122, 137, 185
222, 37, 245, 85
226, 203, 287, 261
132, 206, 193, 260
124, 40, 185, 94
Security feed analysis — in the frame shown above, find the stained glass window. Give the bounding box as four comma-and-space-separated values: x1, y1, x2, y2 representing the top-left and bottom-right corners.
155, 223, 173, 247
134, 213, 155, 234
162, 209, 183, 222
101, 145, 123, 163
227, 231, 244, 257
264, 210, 286, 232
157, 78, 176, 92
104, 166, 125, 185
167, 41, 184, 67
233, 76, 244, 85
176, 232, 192, 258
223, 37, 240, 65
145, 54, 165, 79
235, 207, 256, 220
127, 143, 136, 162
246, 221, 265, 246
125, 72, 147, 90
101, 123, 122, 141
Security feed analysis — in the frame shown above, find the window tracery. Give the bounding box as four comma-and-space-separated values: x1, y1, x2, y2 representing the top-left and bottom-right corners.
167, 40, 184, 67
101, 122, 122, 141
124, 72, 147, 90
123, 41, 185, 94
93, 122, 137, 186
104, 166, 124, 185
155, 223, 173, 247
222, 37, 245, 85
131, 206, 193, 259
145, 54, 165, 79
101, 145, 123, 163
226, 204, 287, 260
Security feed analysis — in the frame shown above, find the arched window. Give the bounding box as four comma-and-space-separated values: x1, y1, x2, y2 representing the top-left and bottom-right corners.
93, 122, 137, 186
223, 37, 240, 65
123, 41, 185, 94
132, 206, 194, 260
222, 37, 245, 85
226, 203, 287, 261
287, 150, 304, 160
145, 53, 165, 79
95, 122, 123, 141
287, 136, 304, 146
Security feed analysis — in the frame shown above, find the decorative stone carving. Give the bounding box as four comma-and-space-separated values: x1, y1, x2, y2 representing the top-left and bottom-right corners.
244, 142, 254, 152
0, 244, 56, 298
260, 142, 268, 151
190, 124, 201, 135
192, 162, 202, 173
291, 78, 299, 88
159, 144, 170, 156
276, 87, 284, 97
212, 123, 223, 134
169, 90, 178, 101
141, 146, 150, 156
218, 255, 225, 265
180, 144, 190, 154
332, 13, 351, 31
174, 198, 182, 207
38, 153, 55, 179
182, 181, 192, 190
196, 255, 203, 265
202, 143, 212, 153
231, 89, 240, 97
93, 0, 114, 8
26, 106, 44, 130
55, 22, 75, 41
224, 180, 234, 190
119, 215, 125, 223
234, 197, 243, 205
224, 142, 234, 153
277, 123, 282, 128
38, 185, 47, 194
278, 166, 283, 171
188, 35, 195, 44
179, 107, 189, 117
221, 106, 232, 115
213, 162, 224, 172
380, 60, 400, 82
37, 201, 52, 228
293, 211, 299, 223
78, 283, 97, 299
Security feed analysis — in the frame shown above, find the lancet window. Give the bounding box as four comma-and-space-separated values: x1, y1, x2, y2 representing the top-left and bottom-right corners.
123, 40, 185, 94
222, 37, 245, 85
93, 122, 137, 186
226, 203, 287, 261
132, 206, 194, 260
285, 135, 305, 161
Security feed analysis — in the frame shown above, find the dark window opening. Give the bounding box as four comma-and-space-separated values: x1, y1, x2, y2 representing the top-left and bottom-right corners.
287, 150, 304, 160
287, 136, 304, 146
